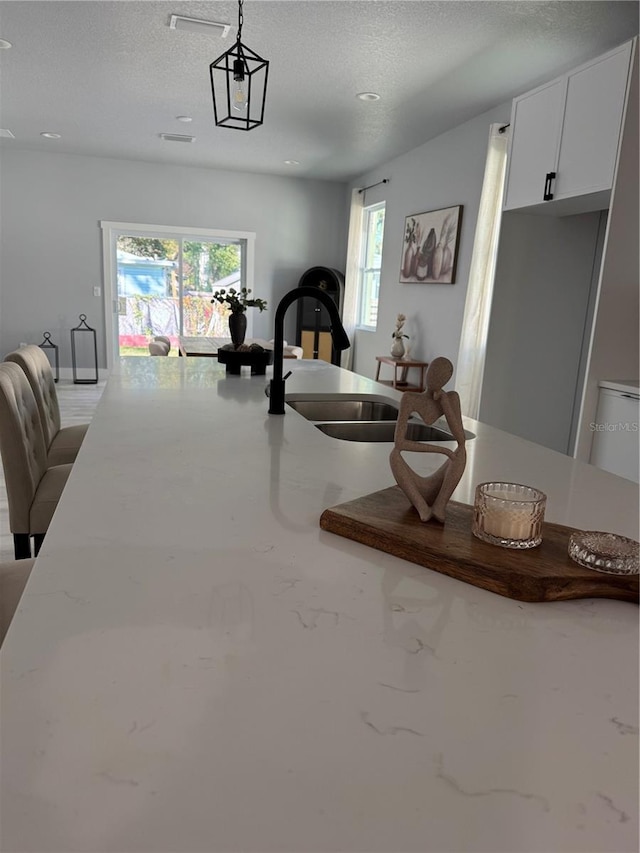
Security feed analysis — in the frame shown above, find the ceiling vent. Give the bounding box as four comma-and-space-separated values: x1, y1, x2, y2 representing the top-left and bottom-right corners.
159, 133, 196, 143
168, 14, 231, 38
0, 129, 15, 138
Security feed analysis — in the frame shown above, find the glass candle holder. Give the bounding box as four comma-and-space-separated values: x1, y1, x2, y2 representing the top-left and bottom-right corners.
568, 531, 639, 575
472, 482, 547, 549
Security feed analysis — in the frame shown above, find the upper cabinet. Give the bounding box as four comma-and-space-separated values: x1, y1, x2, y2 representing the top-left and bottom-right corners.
503, 40, 634, 213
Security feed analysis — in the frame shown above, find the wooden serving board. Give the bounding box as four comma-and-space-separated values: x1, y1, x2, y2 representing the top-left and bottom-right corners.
319, 486, 638, 604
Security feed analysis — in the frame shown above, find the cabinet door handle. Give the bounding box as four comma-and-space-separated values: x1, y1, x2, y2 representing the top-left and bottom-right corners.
543, 171, 556, 201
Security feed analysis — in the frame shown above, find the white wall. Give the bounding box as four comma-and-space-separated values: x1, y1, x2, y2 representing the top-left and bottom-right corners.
1, 100, 515, 384
0, 150, 348, 367
346, 102, 510, 380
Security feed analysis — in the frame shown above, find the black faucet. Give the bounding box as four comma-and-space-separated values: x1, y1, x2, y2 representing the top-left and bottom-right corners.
268, 285, 350, 415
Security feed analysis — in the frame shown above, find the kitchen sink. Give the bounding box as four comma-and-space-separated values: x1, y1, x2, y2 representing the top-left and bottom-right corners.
286, 398, 399, 421
285, 393, 475, 443
314, 421, 469, 442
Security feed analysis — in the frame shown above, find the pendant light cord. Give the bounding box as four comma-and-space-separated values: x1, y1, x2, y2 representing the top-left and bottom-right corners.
237, 0, 243, 42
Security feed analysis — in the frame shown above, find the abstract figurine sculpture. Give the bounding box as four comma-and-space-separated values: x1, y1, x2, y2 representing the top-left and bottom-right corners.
389, 356, 466, 523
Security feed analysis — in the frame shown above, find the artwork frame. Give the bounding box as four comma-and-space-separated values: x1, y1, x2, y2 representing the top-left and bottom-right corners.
399, 205, 463, 284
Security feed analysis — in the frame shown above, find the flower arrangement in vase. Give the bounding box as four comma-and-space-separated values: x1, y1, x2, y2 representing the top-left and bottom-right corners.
391, 313, 409, 358
211, 287, 267, 348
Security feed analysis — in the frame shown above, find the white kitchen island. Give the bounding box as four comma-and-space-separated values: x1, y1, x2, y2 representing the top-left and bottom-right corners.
1, 357, 638, 853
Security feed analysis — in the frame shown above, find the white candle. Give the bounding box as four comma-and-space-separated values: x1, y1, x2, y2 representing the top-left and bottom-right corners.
483, 499, 537, 540
473, 482, 546, 548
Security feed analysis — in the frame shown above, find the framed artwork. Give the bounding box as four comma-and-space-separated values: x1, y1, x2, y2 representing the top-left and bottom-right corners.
400, 205, 463, 284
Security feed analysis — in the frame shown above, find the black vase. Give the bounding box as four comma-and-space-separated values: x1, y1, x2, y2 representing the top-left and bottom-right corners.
228, 311, 247, 348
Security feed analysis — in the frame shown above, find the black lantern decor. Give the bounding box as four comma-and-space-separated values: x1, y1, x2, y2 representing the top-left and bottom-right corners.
210, 0, 269, 131
38, 332, 60, 383
70, 314, 98, 385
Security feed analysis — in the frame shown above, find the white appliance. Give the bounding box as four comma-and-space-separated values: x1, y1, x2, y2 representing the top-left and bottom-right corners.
590, 380, 639, 482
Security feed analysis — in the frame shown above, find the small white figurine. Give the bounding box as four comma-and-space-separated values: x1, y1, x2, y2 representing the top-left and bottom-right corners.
390, 313, 409, 358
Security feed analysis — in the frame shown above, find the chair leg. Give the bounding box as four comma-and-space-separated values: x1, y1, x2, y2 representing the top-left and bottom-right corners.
33, 534, 45, 556
14, 534, 31, 560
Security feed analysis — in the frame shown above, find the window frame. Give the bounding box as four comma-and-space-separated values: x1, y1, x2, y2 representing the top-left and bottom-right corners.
356, 201, 385, 332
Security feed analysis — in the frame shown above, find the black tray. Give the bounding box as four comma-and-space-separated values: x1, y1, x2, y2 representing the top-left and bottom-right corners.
217, 348, 273, 375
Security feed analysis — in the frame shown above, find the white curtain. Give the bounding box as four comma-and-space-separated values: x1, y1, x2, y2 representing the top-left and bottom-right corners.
340, 188, 364, 370
456, 123, 509, 418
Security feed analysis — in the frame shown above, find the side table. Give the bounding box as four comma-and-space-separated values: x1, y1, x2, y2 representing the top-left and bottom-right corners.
375, 356, 428, 392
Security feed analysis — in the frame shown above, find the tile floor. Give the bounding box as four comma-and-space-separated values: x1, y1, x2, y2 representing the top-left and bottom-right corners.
0, 380, 106, 562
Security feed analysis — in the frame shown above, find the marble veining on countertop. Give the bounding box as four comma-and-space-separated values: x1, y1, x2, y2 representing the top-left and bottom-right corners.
0, 357, 637, 853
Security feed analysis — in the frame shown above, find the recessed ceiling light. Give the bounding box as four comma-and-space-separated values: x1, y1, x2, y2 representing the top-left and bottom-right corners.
0, 129, 15, 138
168, 14, 231, 38
40, 132, 61, 139
0, 39, 12, 49
176, 115, 193, 123
284, 160, 300, 166
356, 92, 381, 102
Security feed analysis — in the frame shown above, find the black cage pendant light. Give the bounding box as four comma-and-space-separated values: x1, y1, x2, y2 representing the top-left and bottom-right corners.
210, 0, 269, 131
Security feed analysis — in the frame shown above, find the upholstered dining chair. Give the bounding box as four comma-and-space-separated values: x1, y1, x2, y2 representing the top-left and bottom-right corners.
5, 345, 89, 466
0, 558, 35, 645
154, 335, 171, 352
149, 340, 169, 356
0, 363, 72, 559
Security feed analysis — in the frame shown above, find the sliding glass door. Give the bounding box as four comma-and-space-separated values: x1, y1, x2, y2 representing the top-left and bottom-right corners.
101, 222, 255, 365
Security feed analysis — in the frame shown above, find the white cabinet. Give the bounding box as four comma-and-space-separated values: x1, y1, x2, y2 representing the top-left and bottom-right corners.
503, 79, 565, 210
504, 40, 633, 212
556, 45, 632, 201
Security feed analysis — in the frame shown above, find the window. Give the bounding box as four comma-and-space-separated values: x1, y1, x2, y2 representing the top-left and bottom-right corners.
357, 202, 385, 330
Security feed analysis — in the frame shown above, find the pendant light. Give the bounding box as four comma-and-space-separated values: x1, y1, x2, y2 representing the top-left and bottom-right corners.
210, 0, 269, 131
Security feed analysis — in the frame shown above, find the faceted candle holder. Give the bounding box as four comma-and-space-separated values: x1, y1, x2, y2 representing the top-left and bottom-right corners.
472, 482, 547, 549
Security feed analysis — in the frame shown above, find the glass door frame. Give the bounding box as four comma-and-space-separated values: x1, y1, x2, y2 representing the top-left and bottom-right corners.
100, 220, 255, 370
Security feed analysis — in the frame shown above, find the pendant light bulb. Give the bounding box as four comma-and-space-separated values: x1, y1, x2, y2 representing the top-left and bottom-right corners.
232, 58, 247, 113
232, 79, 247, 112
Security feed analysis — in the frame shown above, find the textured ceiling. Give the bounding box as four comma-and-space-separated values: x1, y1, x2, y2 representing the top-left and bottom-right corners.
0, 1, 638, 181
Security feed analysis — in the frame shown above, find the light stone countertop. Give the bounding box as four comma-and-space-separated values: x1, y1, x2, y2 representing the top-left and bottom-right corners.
1, 357, 638, 853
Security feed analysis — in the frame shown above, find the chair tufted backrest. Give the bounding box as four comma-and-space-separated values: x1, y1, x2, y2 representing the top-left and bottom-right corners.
149, 341, 169, 356
0, 363, 48, 533
5, 345, 61, 449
